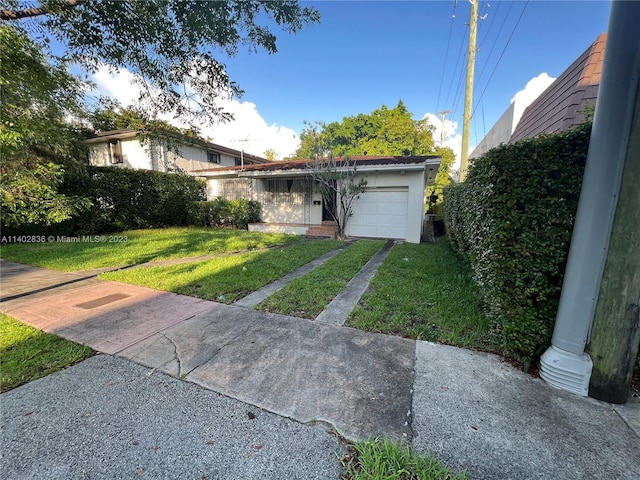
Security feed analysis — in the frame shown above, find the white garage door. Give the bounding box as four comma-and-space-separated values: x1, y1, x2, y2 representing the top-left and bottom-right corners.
348, 189, 408, 239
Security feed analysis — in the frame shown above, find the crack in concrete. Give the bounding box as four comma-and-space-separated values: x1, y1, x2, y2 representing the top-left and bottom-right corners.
181, 323, 255, 379
407, 342, 418, 443
161, 334, 183, 377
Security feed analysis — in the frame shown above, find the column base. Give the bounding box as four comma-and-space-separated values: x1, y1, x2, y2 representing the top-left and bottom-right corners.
540, 345, 593, 397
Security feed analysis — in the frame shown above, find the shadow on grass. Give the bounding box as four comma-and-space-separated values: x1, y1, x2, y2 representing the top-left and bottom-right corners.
1, 319, 94, 393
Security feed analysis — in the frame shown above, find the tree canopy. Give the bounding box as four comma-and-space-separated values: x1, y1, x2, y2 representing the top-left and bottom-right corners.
1, 25, 91, 227
294, 101, 437, 159
1, 1, 319, 228
293, 101, 454, 207
1, 0, 320, 127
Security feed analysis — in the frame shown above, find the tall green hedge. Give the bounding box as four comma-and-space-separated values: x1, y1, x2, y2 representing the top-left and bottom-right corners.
55, 165, 205, 234
444, 123, 591, 364
186, 198, 261, 230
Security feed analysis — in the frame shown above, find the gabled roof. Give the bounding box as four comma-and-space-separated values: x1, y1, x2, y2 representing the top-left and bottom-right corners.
84, 128, 270, 164
509, 33, 605, 143
193, 155, 442, 183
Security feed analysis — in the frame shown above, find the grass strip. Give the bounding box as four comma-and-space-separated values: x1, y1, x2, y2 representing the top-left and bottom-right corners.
341, 438, 467, 480
0, 314, 94, 393
256, 239, 385, 319
0, 227, 299, 271
101, 240, 343, 303
346, 241, 491, 349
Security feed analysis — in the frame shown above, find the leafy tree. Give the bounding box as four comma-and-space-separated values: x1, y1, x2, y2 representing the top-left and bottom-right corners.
1, 0, 320, 128
263, 148, 278, 161
0, 25, 90, 227
294, 101, 436, 158
294, 101, 452, 213
308, 155, 368, 240
427, 147, 454, 212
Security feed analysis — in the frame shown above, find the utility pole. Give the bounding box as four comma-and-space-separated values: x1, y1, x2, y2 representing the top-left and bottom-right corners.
459, 0, 479, 181
435, 109, 452, 147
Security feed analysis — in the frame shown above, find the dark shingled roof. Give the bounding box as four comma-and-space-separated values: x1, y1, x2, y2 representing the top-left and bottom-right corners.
509, 33, 605, 143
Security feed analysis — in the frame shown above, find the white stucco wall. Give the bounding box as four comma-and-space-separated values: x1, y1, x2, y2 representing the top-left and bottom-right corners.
88, 138, 152, 170
89, 138, 239, 172
469, 102, 516, 159
207, 177, 323, 225
206, 167, 428, 243
344, 169, 426, 243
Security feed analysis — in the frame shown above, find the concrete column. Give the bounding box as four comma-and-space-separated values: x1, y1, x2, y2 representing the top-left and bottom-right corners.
540, 0, 640, 396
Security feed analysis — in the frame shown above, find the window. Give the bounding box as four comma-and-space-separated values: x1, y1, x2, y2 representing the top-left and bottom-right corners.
108, 140, 123, 164
262, 178, 306, 205
207, 151, 220, 164
235, 157, 242, 166
220, 179, 250, 200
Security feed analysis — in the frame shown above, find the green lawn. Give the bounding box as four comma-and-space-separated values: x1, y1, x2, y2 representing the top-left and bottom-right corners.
0, 227, 299, 271
102, 240, 343, 303
256, 240, 385, 318
0, 314, 94, 392
346, 241, 491, 349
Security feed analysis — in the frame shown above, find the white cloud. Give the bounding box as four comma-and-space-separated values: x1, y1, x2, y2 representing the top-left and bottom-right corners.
92, 66, 141, 107
91, 66, 300, 160
511, 72, 555, 130
422, 112, 462, 172
198, 99, 299, 160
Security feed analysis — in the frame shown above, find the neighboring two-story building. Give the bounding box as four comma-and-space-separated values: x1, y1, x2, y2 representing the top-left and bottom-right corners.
85, 128, 269, 173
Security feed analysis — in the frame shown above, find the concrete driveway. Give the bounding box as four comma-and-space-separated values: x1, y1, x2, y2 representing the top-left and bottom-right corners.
1, 257, 639, 480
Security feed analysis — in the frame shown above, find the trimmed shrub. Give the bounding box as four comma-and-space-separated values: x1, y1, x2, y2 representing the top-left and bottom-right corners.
444, 123, 591, 364
186, 198, 260, 229
54, 166, 205, 234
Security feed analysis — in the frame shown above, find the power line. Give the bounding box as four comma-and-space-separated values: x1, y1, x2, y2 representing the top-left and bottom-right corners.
435, 0, 458, 113
472, 0, 529, 119
475, 1, 514, 88
444, 17, 468, 112
478, 0, 501, 50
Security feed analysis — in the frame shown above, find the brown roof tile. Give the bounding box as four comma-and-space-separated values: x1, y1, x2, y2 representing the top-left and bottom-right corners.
509, 33, 605, 142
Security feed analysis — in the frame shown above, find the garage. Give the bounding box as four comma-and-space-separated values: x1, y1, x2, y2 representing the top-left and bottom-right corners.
347, 188, 408, 240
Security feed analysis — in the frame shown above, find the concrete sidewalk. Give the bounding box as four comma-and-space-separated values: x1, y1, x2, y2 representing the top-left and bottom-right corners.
1, 258, 639, 479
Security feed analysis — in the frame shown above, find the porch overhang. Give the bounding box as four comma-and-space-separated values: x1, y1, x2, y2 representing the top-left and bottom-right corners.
193, 156, 441, 185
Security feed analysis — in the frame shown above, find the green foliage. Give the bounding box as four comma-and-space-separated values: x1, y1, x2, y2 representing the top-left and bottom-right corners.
347, 241, 489, 348
45, 166, 205, 234
1, 227, 299, 271
187, 198, 261, 230
428, 147, 454, 211
342, 438, 467, 480
1, 163, 91, 227
0, 314, 94, 393
309, 154, 368, 239
0, 25, 91, 227
294, 101, 435, 158
257, 240, 384, 318
2, 1, 320, 128
444, 124, 591, 364
102, 240, 342, 303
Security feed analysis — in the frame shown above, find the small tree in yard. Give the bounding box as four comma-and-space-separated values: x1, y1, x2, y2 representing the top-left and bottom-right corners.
309, 154, 367, 240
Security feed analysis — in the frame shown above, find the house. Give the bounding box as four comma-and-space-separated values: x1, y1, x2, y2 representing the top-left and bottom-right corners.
85, 128, 269, 172
193, 155, 441, 244
470, 33, 605, 157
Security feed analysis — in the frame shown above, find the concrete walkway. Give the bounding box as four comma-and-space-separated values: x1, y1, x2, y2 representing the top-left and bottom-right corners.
1, 254, 639, 479
316, 240, 394, 326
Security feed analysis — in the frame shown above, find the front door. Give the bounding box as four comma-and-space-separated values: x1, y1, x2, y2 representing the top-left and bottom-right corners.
322, 181, 336, 221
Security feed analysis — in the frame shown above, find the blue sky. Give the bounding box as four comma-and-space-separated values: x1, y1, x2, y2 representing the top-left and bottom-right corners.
94, 0, 611, 162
